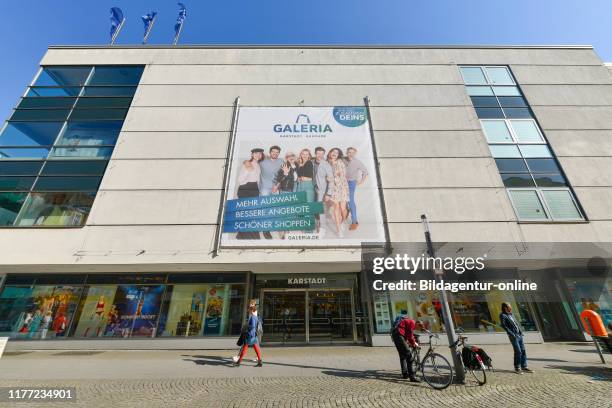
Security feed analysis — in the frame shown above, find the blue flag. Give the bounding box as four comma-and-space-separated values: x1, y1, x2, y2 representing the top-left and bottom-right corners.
110, 7, 124, 41
142, 11, 157, 43
174, 2, 187, 42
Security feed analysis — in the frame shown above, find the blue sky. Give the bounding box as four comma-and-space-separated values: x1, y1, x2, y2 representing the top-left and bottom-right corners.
1, 0, 611, 117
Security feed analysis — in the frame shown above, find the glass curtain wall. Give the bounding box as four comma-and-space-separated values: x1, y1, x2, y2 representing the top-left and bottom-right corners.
0, 65, 143, 227
459, 65, 584, 222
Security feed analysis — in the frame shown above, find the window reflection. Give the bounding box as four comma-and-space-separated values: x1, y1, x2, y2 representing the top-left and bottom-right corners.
0, 122, 63, 147
14, 192, 95, 226
56, 121, 122, 146
0, 147, 51, 160
50, 147, 113, 159
88, 66, 144, 86
33, 67, 92, 87
0, 192, 27, 225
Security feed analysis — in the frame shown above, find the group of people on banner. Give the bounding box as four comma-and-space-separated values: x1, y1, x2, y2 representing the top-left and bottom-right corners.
235, 145, 368, 239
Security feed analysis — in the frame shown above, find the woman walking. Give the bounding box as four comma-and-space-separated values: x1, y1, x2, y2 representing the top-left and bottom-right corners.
327, 148, 349, 237
234, 305, 263, 367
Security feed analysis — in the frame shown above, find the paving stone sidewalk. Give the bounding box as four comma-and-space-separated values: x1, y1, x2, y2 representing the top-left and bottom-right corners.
0, 343, 610, 407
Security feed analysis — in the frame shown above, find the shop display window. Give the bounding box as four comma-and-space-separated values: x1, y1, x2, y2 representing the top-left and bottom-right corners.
0, 284, 82, 339
0, 273, 246, 340
372, 282, 538, 334
566, 278, 611, 327
158, 284, 245, 337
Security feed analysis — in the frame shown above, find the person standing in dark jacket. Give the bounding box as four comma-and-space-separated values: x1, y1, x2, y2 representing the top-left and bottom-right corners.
391, 315, 420, 382
500, 302, 533, 374
275, 152, 297, 193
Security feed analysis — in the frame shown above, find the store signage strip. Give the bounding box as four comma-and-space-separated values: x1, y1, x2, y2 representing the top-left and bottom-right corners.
224, 202, 323, 221
223, 215, 316, 232
225, 191, 308, 212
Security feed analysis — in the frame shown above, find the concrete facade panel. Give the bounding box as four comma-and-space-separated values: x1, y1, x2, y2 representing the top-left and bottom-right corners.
374, 130, 489, 158
41, 47, 603, 66
88, 190, 222, 225
141, 65, 461, 85
522, 84, 612, 106
532, 106, 612, 130
384, 188, 516, 222
123, 107, 235, 131
511, 65, 612, 84
573, 187, 612, 221
114, 132, 229, 159
556, 157, 612, 187
378, 158, 503, 188
100, 159, 225, 190
387, 222, 522, 242
369, 107, 478, 130
546, 130, 612, 157
133, 84, 469, 107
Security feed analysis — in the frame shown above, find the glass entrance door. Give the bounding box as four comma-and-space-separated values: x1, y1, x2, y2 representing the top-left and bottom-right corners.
261, 290, 306, 344
308, 290, 355, 344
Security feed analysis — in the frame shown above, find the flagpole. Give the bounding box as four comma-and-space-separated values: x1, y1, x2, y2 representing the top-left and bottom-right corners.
110, 18, 126, 46
173, 21, 184, 46
143, 16, 157, 44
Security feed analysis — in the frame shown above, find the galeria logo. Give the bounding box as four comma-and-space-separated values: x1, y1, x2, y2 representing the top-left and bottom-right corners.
273, 113, 333, 133
333, 106, 367, 127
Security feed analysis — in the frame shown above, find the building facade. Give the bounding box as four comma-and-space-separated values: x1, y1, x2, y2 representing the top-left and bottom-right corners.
0, 45, 611, 349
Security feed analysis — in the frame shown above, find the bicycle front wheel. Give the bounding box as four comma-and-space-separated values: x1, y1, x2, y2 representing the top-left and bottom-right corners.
421, 352, 453, 390
469, 364, 487, 385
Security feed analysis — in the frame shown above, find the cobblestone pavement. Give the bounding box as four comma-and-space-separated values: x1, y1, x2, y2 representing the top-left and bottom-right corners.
0, 343, 610, 407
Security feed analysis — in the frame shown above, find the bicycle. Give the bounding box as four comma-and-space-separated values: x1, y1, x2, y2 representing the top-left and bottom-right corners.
451, 328, 487, 386
409, 329, 454, 390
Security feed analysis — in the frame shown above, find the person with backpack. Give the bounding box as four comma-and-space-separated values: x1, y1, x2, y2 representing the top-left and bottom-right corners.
500, 302, 533, 374
234, 305, 263, 367
390, 311, 420, 382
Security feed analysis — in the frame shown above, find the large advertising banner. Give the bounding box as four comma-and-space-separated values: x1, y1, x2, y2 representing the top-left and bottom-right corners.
221, 107, 386, 247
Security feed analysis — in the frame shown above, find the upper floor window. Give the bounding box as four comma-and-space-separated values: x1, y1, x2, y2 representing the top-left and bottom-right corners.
460, 65, 585, 222
0, 65, 144, 227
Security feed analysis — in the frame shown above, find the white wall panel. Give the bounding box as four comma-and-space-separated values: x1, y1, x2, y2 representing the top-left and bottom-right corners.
133, 84, 469, 107
141, 65, 461, 84
100, 159, 225, 190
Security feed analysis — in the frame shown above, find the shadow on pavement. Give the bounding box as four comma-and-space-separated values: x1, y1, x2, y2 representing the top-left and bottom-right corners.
528, 358, 568, 363
547, 365, 612, 381
182, 355, 234, 367
319, 369, 418, 386
182, 354, 413, 384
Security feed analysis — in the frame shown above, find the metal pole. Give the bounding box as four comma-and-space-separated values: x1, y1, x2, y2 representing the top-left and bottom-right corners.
420, 214, 465, 383
110, 18, 125, 46
363, 97, 391, 249
143, 16, 157, 44
212, 97, 240, 258
585, 319, 606, 364
173, 22, 184, 46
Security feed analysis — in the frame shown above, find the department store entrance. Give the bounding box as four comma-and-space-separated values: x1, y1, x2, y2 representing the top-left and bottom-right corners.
255, 274, 368, 345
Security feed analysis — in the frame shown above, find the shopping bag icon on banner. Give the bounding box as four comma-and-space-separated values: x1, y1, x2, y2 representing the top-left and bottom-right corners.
295, 113, 311, 124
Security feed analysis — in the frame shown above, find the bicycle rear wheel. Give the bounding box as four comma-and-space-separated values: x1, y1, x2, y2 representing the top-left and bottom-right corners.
421, 352, 453, 390
468, 365, 487, 385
